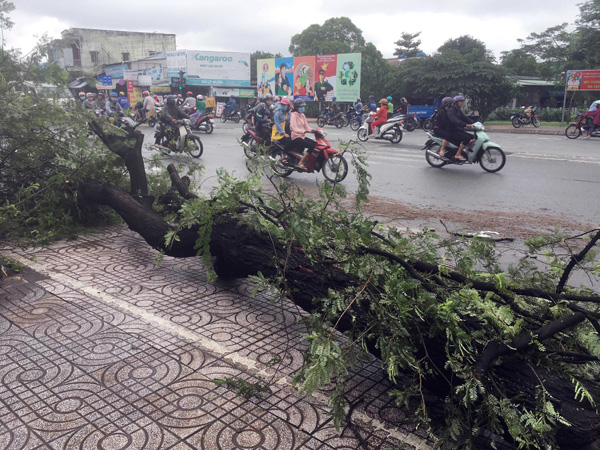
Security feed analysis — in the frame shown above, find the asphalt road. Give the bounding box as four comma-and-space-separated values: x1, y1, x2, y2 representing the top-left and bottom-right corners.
140, 122, 600, 226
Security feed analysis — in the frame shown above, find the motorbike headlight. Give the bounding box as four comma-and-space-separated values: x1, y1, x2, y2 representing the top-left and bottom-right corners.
183, 119, 191, 125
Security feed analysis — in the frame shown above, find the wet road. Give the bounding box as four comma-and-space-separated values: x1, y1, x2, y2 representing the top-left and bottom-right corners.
141, 122, 600, 225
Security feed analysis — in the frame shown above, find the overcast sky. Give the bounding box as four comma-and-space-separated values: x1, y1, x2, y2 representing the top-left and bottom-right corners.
5, 0, 581, 60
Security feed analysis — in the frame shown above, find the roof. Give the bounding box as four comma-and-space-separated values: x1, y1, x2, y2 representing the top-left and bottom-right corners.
62, 28, 175, 37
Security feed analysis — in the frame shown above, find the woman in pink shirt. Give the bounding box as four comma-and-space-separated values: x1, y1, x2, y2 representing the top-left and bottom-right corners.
290, 99, 315, 169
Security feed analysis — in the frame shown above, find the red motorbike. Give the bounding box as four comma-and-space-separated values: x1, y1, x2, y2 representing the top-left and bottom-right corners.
268, 129, 348, 182
565, 112, 600, 139
190, 112, 215, 134
240, 124, 272, 158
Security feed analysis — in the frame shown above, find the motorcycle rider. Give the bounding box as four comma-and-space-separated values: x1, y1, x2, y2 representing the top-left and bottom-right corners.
272, 97, 292, 149
290, 98, 316, 170
353, 98, 363, 125
370, 99, 388, 137
190, 95, 206, 125
78, 91, 86, 103
155, 94, 190, 144
398, 97, 408, 115
386, 96, 394, 119
254, 94, 273, 140
447, 95, 474, 160
106, 92, 124, 124
82, 92, 96, 110
325, 96, 340, 122
140, 91, 155, 120
182, 91, 196, 112
93, 93, 106, 115
433, 97, 456, 159
176, 94, 184, 106
117, 91, 129, 110
222, 95, 237, 119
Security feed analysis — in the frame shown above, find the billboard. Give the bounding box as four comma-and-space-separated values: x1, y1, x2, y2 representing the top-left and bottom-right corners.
167, 50, 251, 87
258, 58, 275, 97
258, 53, 361, 102
566, 70, 600, 91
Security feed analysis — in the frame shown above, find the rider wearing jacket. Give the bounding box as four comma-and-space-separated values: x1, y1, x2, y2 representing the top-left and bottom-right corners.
447, 95, 474, 160
386, 96, 394, 119
254, 94, 273, 140
223, 95, 237, 118
433, 97, 454, 158
290, 98, 316, 170
272, 98, 291, 148
155, 95, 190, 144
370, 99, 388, 136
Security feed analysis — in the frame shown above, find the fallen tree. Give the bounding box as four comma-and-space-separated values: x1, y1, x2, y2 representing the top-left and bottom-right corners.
78, 122, 600, 449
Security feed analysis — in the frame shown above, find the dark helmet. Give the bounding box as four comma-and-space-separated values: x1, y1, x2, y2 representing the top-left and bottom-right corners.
264, 93, 273, 101
400, 97, 407, 104
368, 95, 374, 100
230, 94, 235, 98
293, 98, 305, 108
166, 94, 176, 105
441, 97, 453, 107
453, 95, 465, 103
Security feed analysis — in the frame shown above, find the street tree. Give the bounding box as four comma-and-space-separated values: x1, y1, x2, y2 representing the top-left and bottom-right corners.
289, 17, 365, 57
574, 0, 600, 67
500, 49, 540, 76
250, 50, 282, 83
393, 31, 423, 57
387, 50, 515, 119
438, 35, 494, 61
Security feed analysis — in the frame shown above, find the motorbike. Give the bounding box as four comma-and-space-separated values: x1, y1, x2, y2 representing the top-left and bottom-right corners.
190, 112, 215, 134
395, 113, 419, 132
268, 129, 348, 182
341, 109, 357, 127
565, 113, 600, 139
422, 122, 506, 173
511, 106, 541, 128
240, 124, 272, 159
153, 119, 203, 158
317, 110, 344, 128
357, 112, 403, 144
220, 108, 241, 123
422, 110, 437, 131
350, 112, 363, 131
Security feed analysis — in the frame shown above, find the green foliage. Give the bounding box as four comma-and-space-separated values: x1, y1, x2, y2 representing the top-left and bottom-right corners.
500, 49, 540, 77
393, 32, 423, 58
250, 50, 282, 82
387, 50, 516, 119
438, 35, 494, 61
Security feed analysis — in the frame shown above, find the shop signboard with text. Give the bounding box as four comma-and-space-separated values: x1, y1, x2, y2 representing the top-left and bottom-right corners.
566, 70, 600, 91
168, 50, 251, 87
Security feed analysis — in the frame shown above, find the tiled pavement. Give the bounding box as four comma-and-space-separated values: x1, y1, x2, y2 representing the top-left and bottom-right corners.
0, 225, 432, 449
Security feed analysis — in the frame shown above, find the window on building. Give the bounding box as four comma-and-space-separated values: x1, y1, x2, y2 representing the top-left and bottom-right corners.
122, 52, 130, 62
90, 51, 99, 63
148, 51, 158, 56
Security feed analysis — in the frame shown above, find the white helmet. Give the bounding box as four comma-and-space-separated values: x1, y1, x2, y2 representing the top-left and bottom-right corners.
197, 95, 204, 100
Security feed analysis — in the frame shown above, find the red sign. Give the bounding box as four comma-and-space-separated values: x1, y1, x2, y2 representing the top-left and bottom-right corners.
566, 70, 600, 91
126, 80, 134, 93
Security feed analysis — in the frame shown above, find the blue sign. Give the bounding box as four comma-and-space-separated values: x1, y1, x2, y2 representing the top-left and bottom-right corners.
98, 75, 112, 86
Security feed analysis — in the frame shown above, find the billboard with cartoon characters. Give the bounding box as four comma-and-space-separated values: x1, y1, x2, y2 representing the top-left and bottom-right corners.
566, 70, 600, 91
257, 53, 361, 102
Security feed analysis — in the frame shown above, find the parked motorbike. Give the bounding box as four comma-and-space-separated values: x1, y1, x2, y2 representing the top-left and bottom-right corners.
317, 110, 344, 128
153, 119, 203, 158
357, 113, 403, 144
190, 112, 215, 134
565, 113, 600, 139
220, 109, 241, 123
511, 106, 541, 128
268, 129, 348, 182
422, 122, 506, 173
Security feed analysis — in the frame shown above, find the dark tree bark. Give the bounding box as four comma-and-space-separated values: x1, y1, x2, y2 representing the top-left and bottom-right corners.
79, 131, 600, 449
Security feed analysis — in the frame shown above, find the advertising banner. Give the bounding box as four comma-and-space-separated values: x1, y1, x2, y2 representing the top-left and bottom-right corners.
124, 71, 137, 81
335, 53, 361, 102
128, 87, 143, 108
182, 50, 250, 87
213, 88, 239, 97
257, 58, 275, 97
138, 75, 152, 86
566, 70, 600, 91
126, 80, 134, 93
124, 65, 164, 83
151, 85, 171, 93
315, 55, 337, 102
293, 56, 315, 102
274, 57, 294, 97
104, 64, 128, 79
166, 51, 187, 73
239, 89, 256, 98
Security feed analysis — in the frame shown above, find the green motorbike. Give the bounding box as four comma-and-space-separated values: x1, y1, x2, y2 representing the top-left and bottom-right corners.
422, 122, 506, 173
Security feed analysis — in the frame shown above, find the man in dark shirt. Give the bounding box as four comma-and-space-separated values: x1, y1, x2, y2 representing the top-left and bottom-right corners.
447, 95, 475, 161
314, 69, 333, 102
432, 97, 454, 158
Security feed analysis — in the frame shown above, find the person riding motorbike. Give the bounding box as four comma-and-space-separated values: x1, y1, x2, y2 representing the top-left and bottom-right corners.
254, 94, 273, 140
176, 94, 184, 106
432, 97, 456, 159
386, 96, 394, 119
140, 91, 155, 120
117, 91, 129, 109
370, 99, 388, 137
93, 93, 106, 115
106, 92, 124, 124
182, 91, 196, 112
272, 97, 292, 150
447, 95, 475, 160
78, 91, 86, 103
155, 94, 190, 144
398, 97, 408, 115
325, 96, 340, 122
82, 92, 96, 110
223, 95, 237, 119
290, 98, 316, 170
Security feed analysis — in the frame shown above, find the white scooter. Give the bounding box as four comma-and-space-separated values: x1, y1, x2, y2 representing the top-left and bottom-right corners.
357, 112, 403, 144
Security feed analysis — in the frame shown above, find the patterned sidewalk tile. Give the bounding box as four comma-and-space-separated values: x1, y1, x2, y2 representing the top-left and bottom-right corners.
0, 225, 432, 449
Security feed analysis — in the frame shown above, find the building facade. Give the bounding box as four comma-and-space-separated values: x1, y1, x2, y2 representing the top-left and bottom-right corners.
49, 28, 176, 75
